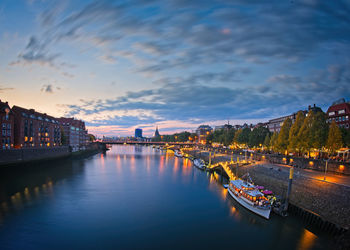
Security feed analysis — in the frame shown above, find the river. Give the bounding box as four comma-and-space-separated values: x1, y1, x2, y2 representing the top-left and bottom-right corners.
0, 145, 333, 249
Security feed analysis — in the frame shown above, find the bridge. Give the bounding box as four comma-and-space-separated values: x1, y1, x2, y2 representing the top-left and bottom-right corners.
100, 140, 195, 146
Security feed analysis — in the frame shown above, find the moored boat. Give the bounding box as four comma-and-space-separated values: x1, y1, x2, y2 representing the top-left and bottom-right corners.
174, 150, 183, 158
227, 179, 271, 219
193, 158, 206, 170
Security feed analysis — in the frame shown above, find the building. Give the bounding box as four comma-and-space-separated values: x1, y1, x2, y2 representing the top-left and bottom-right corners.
59, 117, 88, 152
267, 104, 321, 133
196, 125, 213, 144
12, 105, 61, 148
326, 98, 350, 129
154, 126, 160, 137
135, 128, 142, 138
214, 122, 233, 131
0, 100, 14, 149
267, 114, 297, 133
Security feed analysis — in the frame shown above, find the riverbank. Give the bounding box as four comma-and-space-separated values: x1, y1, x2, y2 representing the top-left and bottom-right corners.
183, 149, 350, 231
0, 142, 107, 168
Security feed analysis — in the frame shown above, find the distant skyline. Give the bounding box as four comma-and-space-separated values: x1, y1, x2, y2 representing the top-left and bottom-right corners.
1, 0, 349, 136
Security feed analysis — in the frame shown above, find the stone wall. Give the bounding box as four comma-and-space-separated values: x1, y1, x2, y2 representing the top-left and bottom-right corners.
236, 164, 350, 229
0, 147, 69, 166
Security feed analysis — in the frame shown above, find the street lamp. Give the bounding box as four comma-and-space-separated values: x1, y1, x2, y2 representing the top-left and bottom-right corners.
324, 159, 329, 181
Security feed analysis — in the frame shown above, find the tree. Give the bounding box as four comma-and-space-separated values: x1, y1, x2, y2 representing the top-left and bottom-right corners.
326, 121, 343, 155
263, 133, 270, 148
88, 134, 96, 142
288, 111, 305, 154
340, 128, 350, 147
236, 128, 251, 145
297, 111, 315, 155
248, 126, 270, 148
311, 112, 328, 150
276, 118, 292, 153
270, 132, 279, 152
233, 129, 242, 143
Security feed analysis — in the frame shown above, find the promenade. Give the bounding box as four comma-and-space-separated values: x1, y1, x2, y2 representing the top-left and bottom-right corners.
184, 148, 350, 230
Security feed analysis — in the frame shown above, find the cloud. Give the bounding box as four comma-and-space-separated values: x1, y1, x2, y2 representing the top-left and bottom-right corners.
0, 86, 14, 92
7, 0, 350, 136
41, 84, 60, 93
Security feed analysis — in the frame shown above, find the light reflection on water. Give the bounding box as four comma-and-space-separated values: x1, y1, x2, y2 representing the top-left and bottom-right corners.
0, 145, 332, 249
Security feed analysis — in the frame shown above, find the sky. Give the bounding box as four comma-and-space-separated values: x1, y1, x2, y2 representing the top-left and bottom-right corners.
0, 0, 350, 137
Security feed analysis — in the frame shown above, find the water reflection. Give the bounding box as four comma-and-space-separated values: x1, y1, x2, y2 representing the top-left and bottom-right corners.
298, 229, 317, 250
0, 145, 333, 249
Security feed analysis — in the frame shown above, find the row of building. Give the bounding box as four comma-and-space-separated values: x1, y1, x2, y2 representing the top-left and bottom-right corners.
266, 99, 350, 133
0, 99, 89, 151
188, 99, 350, 144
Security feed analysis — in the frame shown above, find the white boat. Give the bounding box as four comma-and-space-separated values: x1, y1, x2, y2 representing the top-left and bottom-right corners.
227, 179, 271, 219
193, 158, 206, 169
174, 150, 183, 158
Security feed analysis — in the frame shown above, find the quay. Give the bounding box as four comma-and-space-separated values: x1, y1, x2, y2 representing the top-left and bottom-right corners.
180, 147, 350, 238
0, 142, 107, 167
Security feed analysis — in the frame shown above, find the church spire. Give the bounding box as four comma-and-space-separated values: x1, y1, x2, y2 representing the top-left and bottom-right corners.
154, 126, 160, 137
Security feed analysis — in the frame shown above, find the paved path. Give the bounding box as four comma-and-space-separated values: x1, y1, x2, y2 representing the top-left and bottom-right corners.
191, 149, 350, 187
253, 161, 350, 187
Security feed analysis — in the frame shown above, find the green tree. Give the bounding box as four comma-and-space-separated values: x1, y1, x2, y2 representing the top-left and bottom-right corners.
297, 111, 315, 155
88, 134, 96, 142
288, 111, 305, 154
223, 128, 235, 146
326, 121, 343, 154
233, 129, 242, 143
263, 133, 270, 148
276, 118, 292, 153
270, 132, 279, 152
248, 126, 270, 148
312, 112, 328, 150
340, 128, 350, 147
236, 127, 251, 145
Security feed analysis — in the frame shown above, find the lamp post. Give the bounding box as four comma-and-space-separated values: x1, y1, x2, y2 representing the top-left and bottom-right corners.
324, 159, 329, 181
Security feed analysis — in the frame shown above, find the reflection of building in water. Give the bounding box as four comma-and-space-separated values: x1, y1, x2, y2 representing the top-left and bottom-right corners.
297, 229, 316, 250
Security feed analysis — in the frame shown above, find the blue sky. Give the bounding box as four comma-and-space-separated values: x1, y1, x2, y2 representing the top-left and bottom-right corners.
1, 0, 350, 136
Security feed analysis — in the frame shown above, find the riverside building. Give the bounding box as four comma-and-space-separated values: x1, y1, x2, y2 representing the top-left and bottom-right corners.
267, 104, 321, 133
59, 117, 88, 152
0, 100, 14, 149
196, 125, 213, 144
326, 98, 350, 129
12, 105, 61, 148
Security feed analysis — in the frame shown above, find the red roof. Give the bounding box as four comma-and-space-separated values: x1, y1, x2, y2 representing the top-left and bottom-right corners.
327, 102, 350, 115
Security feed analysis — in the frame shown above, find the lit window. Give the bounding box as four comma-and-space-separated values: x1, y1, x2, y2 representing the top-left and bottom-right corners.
329, 111, 335, 116
339, 110, 345, 114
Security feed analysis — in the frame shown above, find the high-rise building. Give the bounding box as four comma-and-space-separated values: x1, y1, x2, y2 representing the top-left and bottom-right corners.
135, 128, 142, 138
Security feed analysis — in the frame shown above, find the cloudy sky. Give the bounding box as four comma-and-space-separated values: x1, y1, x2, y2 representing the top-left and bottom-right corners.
1, 0, 350, 136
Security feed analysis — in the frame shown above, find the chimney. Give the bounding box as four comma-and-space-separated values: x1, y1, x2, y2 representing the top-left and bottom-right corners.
308, 105, 311, 110
314, 104, 316, 107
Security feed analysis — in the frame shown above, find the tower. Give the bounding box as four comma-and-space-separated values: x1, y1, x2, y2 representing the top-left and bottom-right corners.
154, 126, 160, 137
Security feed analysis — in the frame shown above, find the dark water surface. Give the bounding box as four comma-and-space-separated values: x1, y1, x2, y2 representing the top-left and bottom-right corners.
0, 145, 333, 249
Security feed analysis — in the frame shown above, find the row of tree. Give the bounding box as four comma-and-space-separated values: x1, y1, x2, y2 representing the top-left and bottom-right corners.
151, 110, 350, 155
265, 111, 344, 155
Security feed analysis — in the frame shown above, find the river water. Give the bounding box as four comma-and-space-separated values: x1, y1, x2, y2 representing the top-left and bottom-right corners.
0, 145, 333, 249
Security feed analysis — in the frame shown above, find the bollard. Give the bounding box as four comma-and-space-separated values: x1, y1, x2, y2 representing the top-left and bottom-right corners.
208, 152, 211, 167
